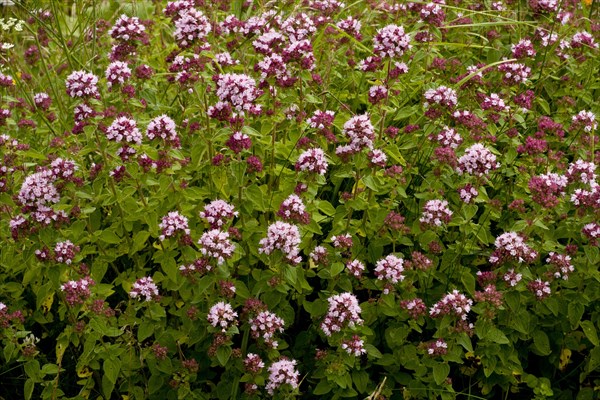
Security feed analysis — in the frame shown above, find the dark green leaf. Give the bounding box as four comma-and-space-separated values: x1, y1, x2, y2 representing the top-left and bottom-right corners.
433, 363, 450, 385
581, 320, 599, 346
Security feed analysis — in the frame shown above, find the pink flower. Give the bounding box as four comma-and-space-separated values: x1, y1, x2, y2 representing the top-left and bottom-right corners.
490, 232, 538, 265
341, 114, 375, 152
346, 259, 365, 278
105, 116, 142, 145
420, 199, 452, 227
159, 211, 190, 241
266, 358, 299, 395
278, 194, 310, 224
249, 310, 285, 348
198, 229, 235, 265
213, 73, 262, 115
341, 335, 367, 356
424, 86, 458, 109
430, 290, 473, 320
66, 71, 100, 98
321, 292, 363, 336
146, 115, 180, 148
105, 61, 131, 88
457, 144, 499, 177
54, 240, 80, 264
173, 8, 211, 49
109, 14, 148, 43
373, 24, 411, 58
527, 279, 551, 300
374, 254, 405, 285
295, 148, 328, 175
400, 298, 427, 318
258, 221, 302, 264
207, 302, 238, 332
61, 277, 95, 306
199, 200, 238, 228
129, 276, 159, 301
426, 339, 448, 356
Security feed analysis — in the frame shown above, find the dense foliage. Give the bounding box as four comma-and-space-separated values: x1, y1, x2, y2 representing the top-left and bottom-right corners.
0, 0, 599, 398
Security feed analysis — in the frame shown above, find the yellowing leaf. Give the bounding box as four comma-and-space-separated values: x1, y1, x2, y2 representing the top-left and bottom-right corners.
77, 365, 93, 378
559, 348, 572, 371
42, 293, 54, 314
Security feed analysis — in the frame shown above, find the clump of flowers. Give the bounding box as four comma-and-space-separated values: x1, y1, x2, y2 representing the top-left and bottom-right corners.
159, 211, 190, 241
277, 194, 310, 224
321, 292, 363, 336
430, 126, 462, 149
244, 353, 265, 374
458, 184, 479, 203
566, 159, 596, 185
340, 114, 375, 153
146, 115, 181, 148
129, 276, 159, 301
545, 252, 574, 280
400, 298, 428, 319
331, 233, 353, 249
346, 259, 365, 278
60, 277, 95, 306
65, 71, 100, 99
258, 221, 302, 264
582, 223, 600, 245
527, 279, 551, 300
199, 199, 238, 228
457, 144, 499, 177
198, 229, 236, 265
420, 199, 452, 227
426, 339, 448, 357
173, 7, 212, 49
249, 310, 285, 348
374, 254, 405, 292
341, 335, 367, 356
212, 73, 262, 115
474, 285, 503, 307
424, 86, 458, 109
489, 232, 538, 265
207, 302, 238, 332
0, 302, 24, 328
571, 110, 597, 132
430, 290, 473, 321
295, 147, 328, 175
528, 172, 567, 208
105, 61, 131, 89
373, 24, 411, 58
265, 358, 300, 395
105, 116, 142, 145
54, 240, 80, 264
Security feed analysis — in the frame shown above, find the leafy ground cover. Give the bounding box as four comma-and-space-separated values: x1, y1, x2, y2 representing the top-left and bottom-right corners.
0, 0, 599, 398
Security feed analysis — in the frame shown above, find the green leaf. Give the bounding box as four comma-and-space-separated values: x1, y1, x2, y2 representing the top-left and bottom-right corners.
216, 346, 232, 366
581, 320, 599, 346
138, 321, 154, 342
532, 330, 552, 356
352, 370, 369, 393
104, 358, 121, 384
568, 303, 585, 328
24, 379, 34, 400
433, 363, 450, 385
486, 326, 510, 344
461, 270, 476, 295
99, 229, 121, 244
102, 374, 115, 399
364, 344, 382, 358
313, 379, 332, 395
462, 204, 478, 221
4, 341, 15, 363
317, 200, 336, 216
